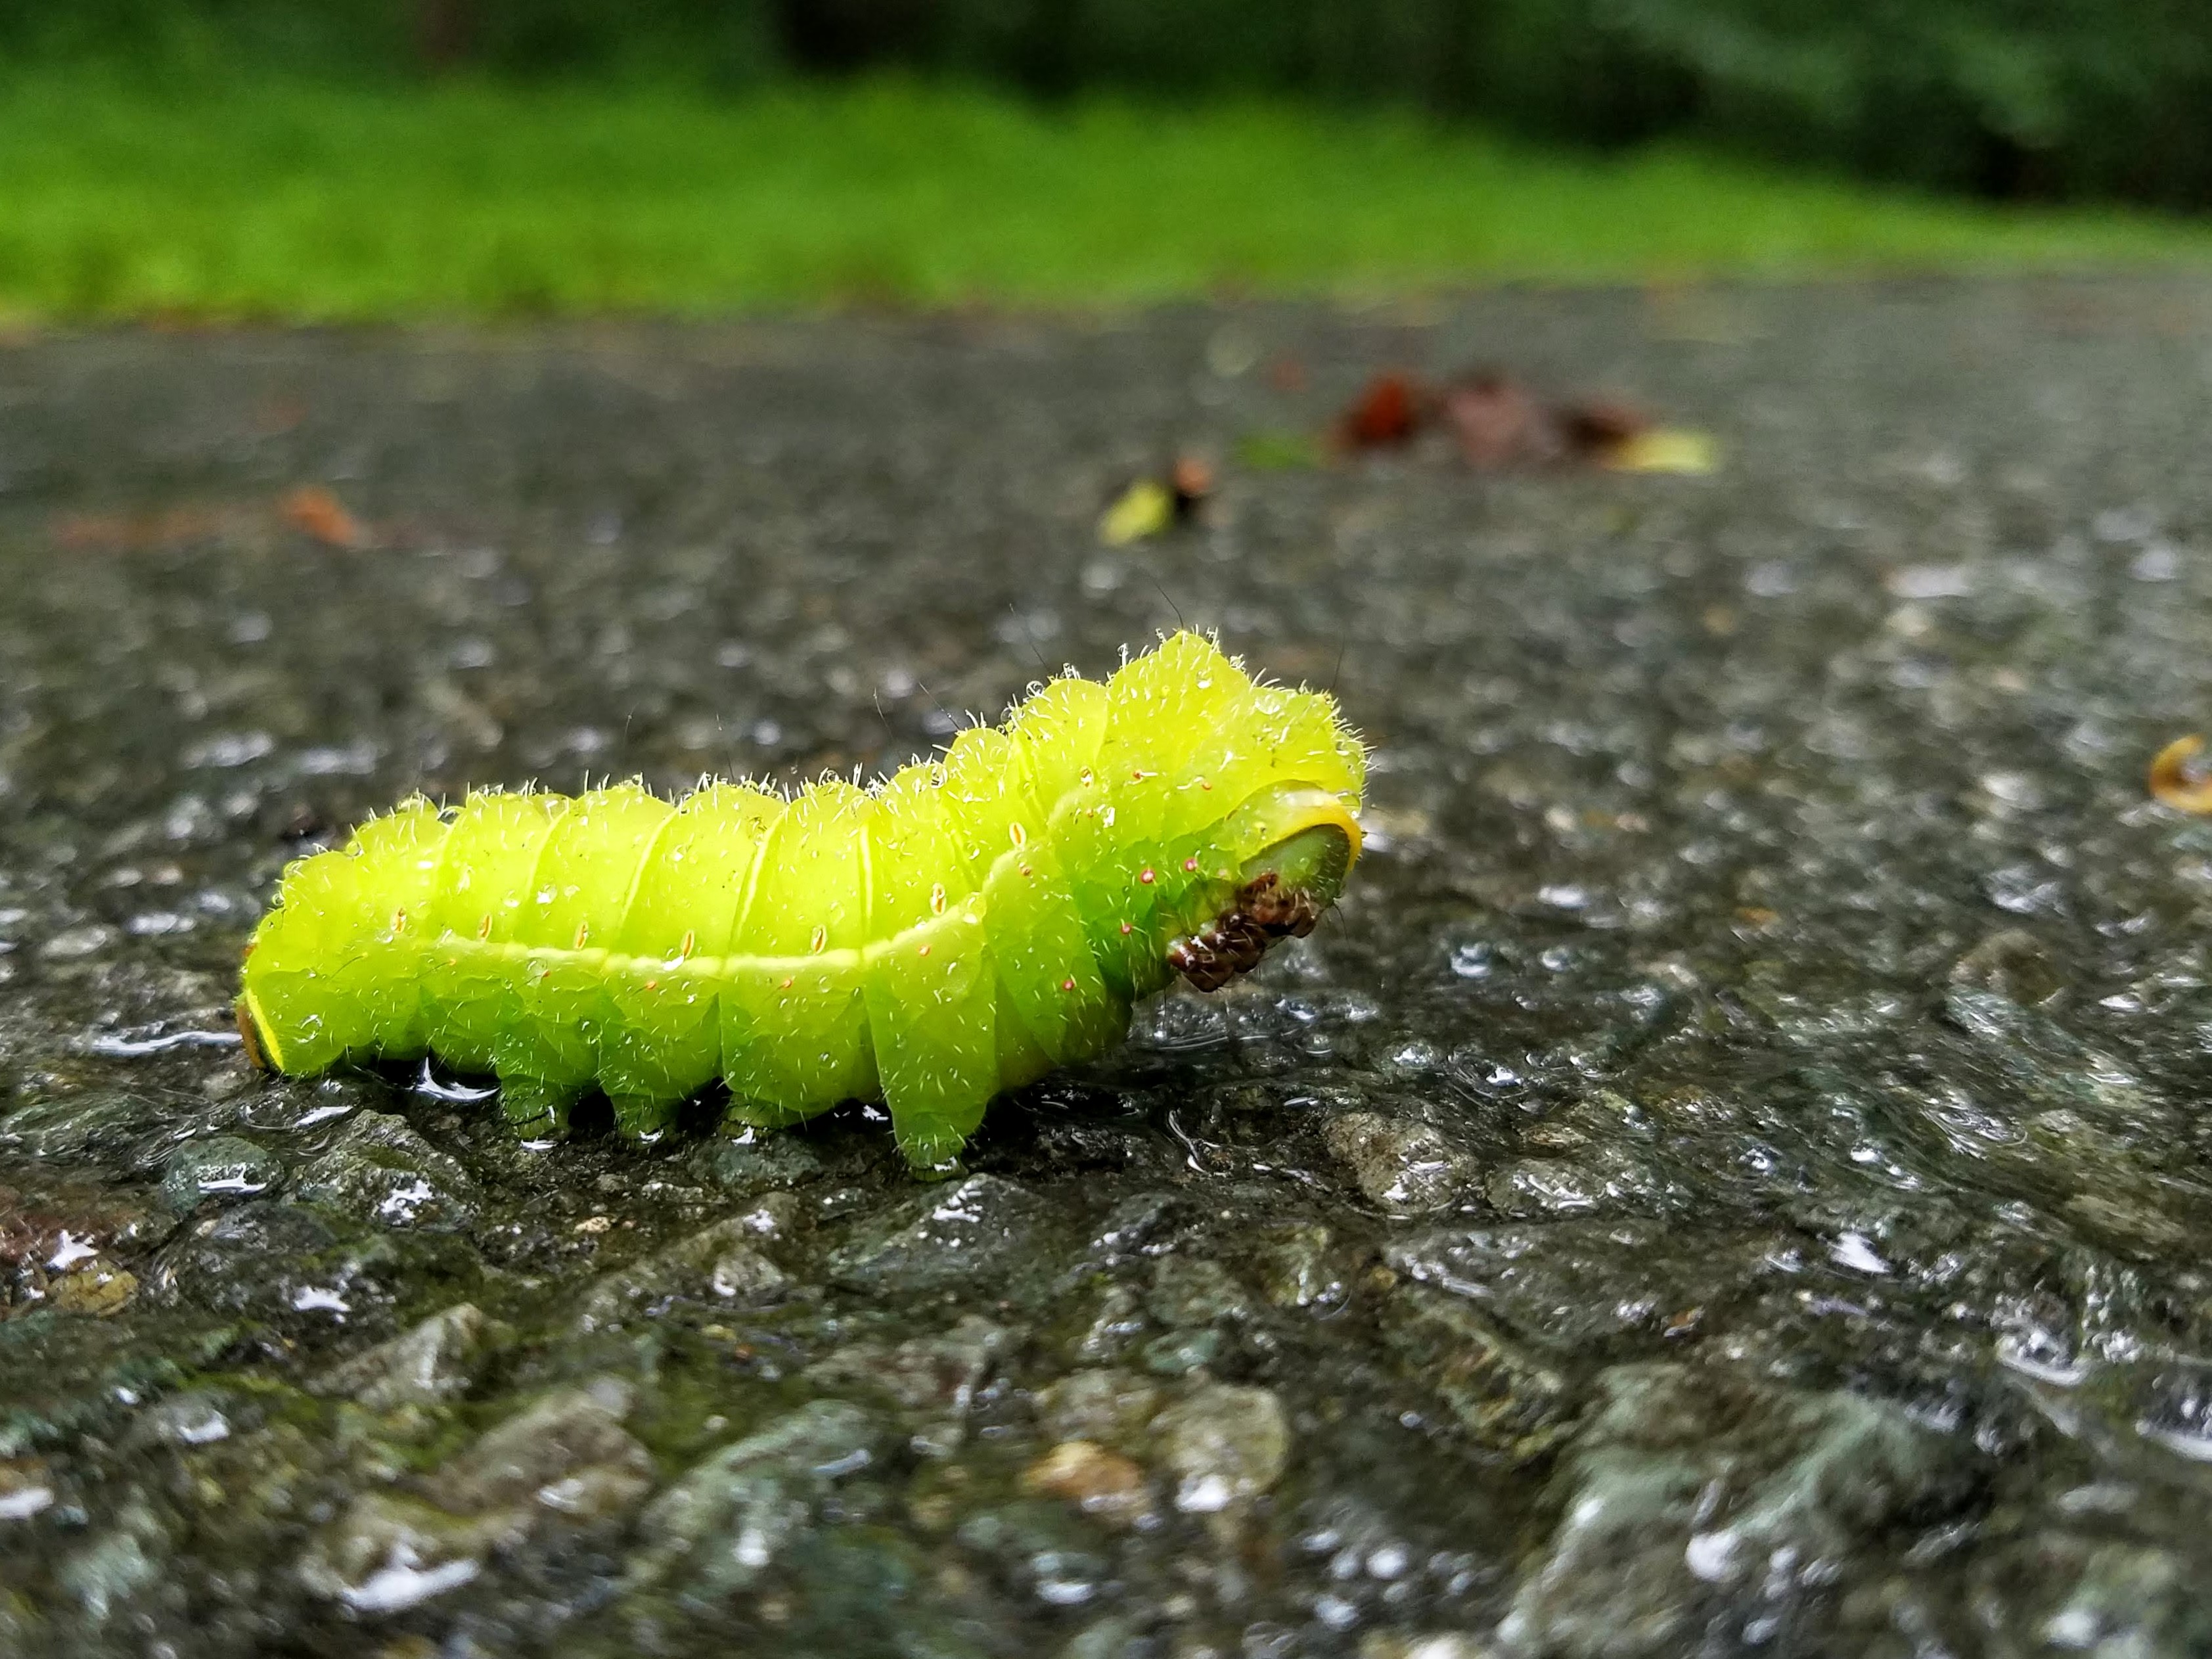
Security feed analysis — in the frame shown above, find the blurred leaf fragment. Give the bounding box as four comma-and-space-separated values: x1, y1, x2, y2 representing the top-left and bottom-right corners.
1100, 478, 1175, 545
1235, 429, 1322, 471
1445, 374, 1552, 467
2150, 735, 2212, 812
1100, 456, 1213, 544
1604, 428, 1719, 474
1336, 372, 1426, 448
1169, 456, 1215, 515
281, 486, 367, 549
53, 505, 229, 553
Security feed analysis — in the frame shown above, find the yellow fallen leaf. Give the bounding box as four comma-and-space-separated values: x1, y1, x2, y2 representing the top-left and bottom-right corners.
1098, 478, 1174, 545
54, 1266, 137, 1317
1604, 428, 1717, 475
2150, 734, 2212, 812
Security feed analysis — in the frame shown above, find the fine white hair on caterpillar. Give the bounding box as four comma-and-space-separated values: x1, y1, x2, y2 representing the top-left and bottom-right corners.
238, 631, 1365, 1173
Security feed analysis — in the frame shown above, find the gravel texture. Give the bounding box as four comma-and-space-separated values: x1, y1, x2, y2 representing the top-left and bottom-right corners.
4, 278, 2212, 1656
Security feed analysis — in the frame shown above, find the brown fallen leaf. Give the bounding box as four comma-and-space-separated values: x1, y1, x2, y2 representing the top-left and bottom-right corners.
1445, 374, 1557, 468
1437, 375, 1718, 474
1021, 1440, 1150, 1526
1169, 455, 1215, 520
1336, 372, 1426, 448
2150, 735, 2212, 812
53, 506, 231, 553
1557, 398, 1650, 458
281, 485, 366, 549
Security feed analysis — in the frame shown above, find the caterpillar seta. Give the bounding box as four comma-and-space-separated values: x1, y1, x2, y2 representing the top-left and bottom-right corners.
237, 631, 1365, 1171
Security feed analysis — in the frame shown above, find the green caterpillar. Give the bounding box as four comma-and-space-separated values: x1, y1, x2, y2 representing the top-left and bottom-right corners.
238, 631, 1365, 1171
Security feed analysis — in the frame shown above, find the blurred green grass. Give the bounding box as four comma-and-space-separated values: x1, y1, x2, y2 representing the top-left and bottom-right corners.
5, 73, 2210, 321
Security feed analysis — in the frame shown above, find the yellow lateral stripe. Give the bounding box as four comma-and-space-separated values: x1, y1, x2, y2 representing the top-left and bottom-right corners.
390, 773, 1353, 990
242, 986, 287, 1070
413, 840, 1016, 988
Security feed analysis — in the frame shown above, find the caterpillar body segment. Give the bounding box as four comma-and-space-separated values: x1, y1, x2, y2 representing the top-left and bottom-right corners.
238, 631, 1365, 1171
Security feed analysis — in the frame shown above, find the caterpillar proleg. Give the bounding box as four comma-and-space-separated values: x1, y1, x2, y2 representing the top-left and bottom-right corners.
238, 631, 1365, 1171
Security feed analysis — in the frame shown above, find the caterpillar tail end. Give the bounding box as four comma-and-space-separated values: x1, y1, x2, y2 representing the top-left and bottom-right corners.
235, 989, 282, 1072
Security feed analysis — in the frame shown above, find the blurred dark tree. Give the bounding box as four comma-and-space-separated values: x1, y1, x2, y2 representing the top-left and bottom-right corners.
426, 0, 777, 81
0, 0, 777, 84
782, 0, 2207, 207
1, 0, 2207, 207
414, 0, 472, 70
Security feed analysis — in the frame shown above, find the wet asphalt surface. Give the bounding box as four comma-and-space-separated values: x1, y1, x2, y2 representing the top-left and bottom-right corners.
5, 278, 2212, 1657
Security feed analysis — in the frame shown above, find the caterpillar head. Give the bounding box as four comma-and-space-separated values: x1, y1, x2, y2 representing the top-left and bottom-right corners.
1167, 783, 1362, 993
1063, 631, 1367, 994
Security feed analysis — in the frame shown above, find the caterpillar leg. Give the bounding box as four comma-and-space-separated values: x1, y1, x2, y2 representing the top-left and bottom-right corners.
722, 1092, 831, 1133
602, 970, 723, 1114
719, 959, 874, 1131
487, 953, 603, 1138
610, 1093, 682, 1140
883, 1079, 995, 1177
501, 1076, 581, 1135
865, 908, 1000, 1175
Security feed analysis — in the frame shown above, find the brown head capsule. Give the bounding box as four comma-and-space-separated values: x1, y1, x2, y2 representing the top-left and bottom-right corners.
1169, 872, 1326, 992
